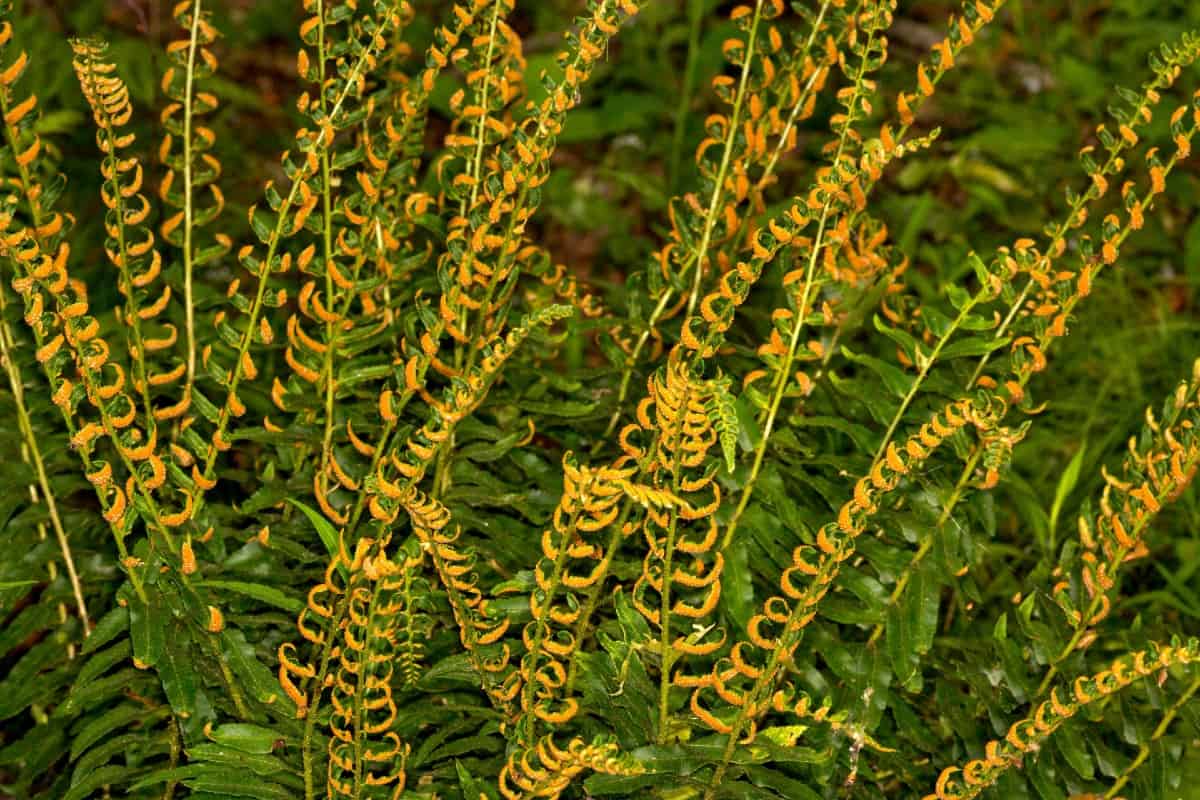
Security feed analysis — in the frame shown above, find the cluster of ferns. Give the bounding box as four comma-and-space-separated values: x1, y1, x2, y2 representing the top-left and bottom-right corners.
0, 0, 1199, 798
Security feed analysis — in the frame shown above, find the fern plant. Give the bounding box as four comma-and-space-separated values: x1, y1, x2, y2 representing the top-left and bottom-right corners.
1, 0, 1200, 798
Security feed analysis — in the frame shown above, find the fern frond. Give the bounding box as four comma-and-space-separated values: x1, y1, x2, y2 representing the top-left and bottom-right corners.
625, 352, 726, 742
189, 0, 404, 521
159, 0, 229, 400
0, 4, 186, 609
326, 539, 410, 799
0, 282, 89, 636
2, 2, 1198, 798
302, 0, 489, 538
506, 454, 637, 743
442, 0, 523, 221
392, 539, 431, 688
0, 169, 177, 594
923, 639, 1200, 800
1042, 364, 1200, 690
719, 0, 1003, 552
71, 37, 176, 430
366, 304, 574, 530
497, 734, 643, 800
282, 0, 416, 528
603, 0, 812, 438
373, 308, 576, 715
437, 0, 642, 355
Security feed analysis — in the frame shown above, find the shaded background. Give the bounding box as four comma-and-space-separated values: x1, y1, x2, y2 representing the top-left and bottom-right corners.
19, 0, 1200, 647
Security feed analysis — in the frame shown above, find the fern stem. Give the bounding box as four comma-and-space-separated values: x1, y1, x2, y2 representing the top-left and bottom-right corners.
967, 51, 1193, 387
456, 0, 606, 366
565, 495, 639, 689
1105, 675, 1200, 799
0, 96, 149, 601
198, 174, 299, 480
752, 0, 834, 195
865, 442, 982, 647
870, 289, 984, 470
1037, 446, 1200, 697
649, 368, 702, 744
463, 0, 505, 217
317, 0, 340, 498
683, 0, 766, 318
719, 17, 884, 554
303, 591, 352, 800
349, 583, 383, 800
0, 289, 91, 636
74, 47, 157, 431
598, 287, 674, 444
162, 716, 181, 800
717, 208, 826, 554
655, 482, 685, 745
966, 279, 1029, 389
432, 168, 531, 496
702, 564, 823, 798
605, 0, 835, 442
517, 506, 583, 745
871, 129, 1200, 678
193, 23, 389, 507
181, 0, 202, 398
719, 0, 1002, 553
925, 641, 1200, 799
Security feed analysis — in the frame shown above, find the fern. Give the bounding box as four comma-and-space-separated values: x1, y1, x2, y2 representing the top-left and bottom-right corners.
2, 2, 1200, 799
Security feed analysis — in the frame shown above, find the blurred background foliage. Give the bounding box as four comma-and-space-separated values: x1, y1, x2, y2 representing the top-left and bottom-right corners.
18, 0, 1200, 710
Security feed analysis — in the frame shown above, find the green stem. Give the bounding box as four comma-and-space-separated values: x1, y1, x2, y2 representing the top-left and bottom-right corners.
350, 584, 382, 800
0, 59, 151, 600
1105, 676, 1200, 799
0, 288, 90, 635
867, 138, 1200, 666
598, 287, 675, 445
684, 0, 766, 318
866, 444, 982, 646
966, 280, 1028, 389
870, 290, 983, 470
655, 498, 683, 744
719, 21, 883, 554
193, 14, 389, 512
1037, 447, 1200, 697
76, 50, 156, 432
654, 377, 695, 744
181, 0, 201, 398
463, 0, 504, 216
702, 559, 829, 799
317, 0, 338, 481
752, 0, 833, 194
966, 71, 1171, 389
565, 495, 639, 689
162, 716, 181, 800
302, 591, 350, 800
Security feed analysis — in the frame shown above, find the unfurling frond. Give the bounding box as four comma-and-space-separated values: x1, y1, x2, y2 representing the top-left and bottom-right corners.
327, 540, 411, 800
498, 735, 643, 800
71, 38, 178, 430
508, 454, 637, 742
